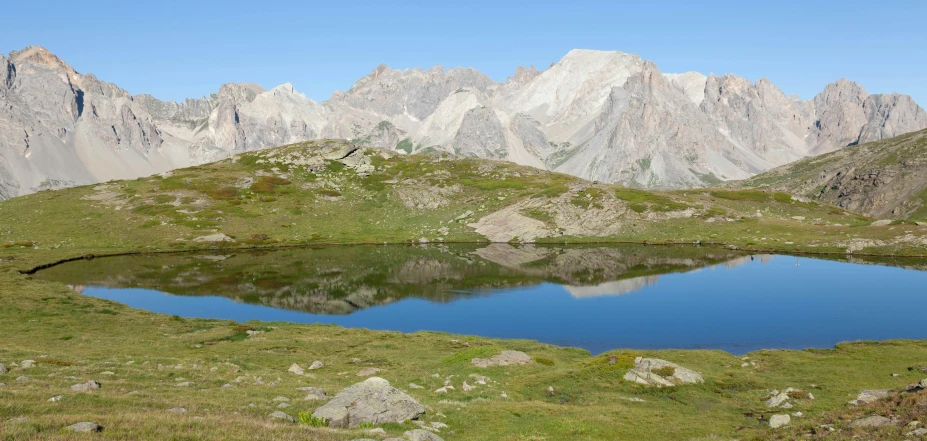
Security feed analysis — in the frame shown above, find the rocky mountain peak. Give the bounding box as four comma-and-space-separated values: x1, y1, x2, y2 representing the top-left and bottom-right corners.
8, 46, 74, 72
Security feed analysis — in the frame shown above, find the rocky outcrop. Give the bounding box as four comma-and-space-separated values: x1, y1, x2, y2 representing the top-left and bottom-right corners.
623, 357, 704, 387
312, 377, 425, 428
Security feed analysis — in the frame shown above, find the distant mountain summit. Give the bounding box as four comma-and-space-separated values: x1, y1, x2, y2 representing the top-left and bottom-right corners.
2, 46, 925, 199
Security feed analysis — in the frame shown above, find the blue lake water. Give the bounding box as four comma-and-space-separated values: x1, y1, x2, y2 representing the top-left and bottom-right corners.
34, 245, 927, 355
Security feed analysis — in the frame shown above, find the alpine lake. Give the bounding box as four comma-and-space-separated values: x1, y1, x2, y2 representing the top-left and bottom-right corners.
33, 244, 927, 355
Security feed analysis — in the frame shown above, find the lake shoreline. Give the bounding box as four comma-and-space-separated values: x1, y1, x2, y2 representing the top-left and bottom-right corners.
16, 239, 927, 276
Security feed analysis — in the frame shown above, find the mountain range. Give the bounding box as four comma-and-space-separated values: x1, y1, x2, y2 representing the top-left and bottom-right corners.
2, 46, 925, 200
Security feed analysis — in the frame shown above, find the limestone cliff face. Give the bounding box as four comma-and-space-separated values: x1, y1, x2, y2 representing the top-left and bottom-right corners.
2, 46, 926, 199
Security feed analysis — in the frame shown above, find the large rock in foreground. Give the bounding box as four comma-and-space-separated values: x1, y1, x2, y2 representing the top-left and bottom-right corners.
623, 357, 704, 387
313, 377, 424, 428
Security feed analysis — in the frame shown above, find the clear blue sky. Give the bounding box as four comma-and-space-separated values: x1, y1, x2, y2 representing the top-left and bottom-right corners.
3, 0, 925, 106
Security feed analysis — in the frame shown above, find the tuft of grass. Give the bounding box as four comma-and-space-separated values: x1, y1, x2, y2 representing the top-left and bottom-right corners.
582, 352, 638, 377
250, 176, 291, 193
317, 189, 342, 198
207, 187, 239, 200
615, 187, 689, 212
297, 412, 328, 427
534, 357, 555, 366
652, 366, 676, 377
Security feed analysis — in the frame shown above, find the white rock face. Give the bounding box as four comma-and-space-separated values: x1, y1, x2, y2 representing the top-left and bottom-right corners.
2, 46, 925, 199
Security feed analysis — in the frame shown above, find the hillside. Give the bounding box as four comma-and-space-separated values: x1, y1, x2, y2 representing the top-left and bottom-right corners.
731, 128, 927, 220
2, 139, 926, 258
3, 46, 926, 199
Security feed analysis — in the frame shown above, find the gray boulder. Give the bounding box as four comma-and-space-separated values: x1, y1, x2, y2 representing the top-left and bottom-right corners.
766, 392, 789, 408
851, 389, 892, 405
269, 411, 294, 423
623, 357, 704, 387
850, 415, 894, 428
471, 350, 534, 368
404, 429, 445, 441
192, 233, 235, 243
71, 380, 102, 392
769, 414, 790, 429
312, 377, 424, 428
0, 363, 7, 373
66, 422, 103, 433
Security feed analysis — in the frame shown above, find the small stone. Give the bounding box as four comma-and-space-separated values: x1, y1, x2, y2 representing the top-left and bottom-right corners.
66, 422, 103, 433
432, 422, 449, 429
100, 371, 115, 376
168, 407, 187, 413
0, 363, 8, 373
357, 368, 381, 377
302, 388, 327, 401
469, 374, 489, 385
21, 360, 35, 369
7, 417, 28, 423
269, 411, 294, 423
49, 395, 64, 402
288, 364, 304, 375
434, 386, 450, 394
546, 386, 555, 394
308, 360, 324, 370
175, 382, 192, 387
409, 383, 424, 389
741, 363, 750, 368
71, 380, 101, 392
462, 381, 475, 392
906, 428, 927, 436
277, 402, 290, 408
367, 428, 387, 435
15, 376, 29, 382
500, 392, 508, 398
781, 402, 794, 409
221, 383, 234, 389
769, 414, 791, 429
792, 412, 803, 417
273, 396, 290, 402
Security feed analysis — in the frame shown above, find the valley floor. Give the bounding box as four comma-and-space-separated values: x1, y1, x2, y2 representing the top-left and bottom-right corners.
1, 246, 926, 441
